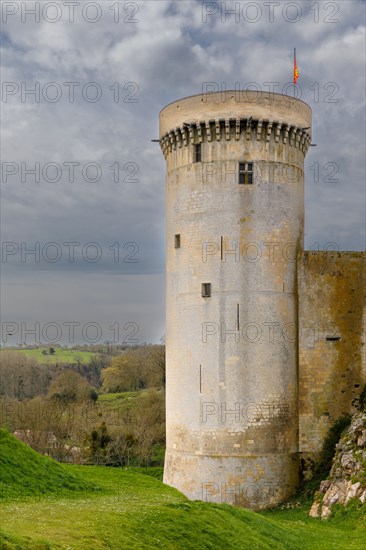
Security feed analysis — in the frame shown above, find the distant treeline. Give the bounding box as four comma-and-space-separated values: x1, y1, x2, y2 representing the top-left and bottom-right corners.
0, 345, 165, 399
0, 345, 166, 467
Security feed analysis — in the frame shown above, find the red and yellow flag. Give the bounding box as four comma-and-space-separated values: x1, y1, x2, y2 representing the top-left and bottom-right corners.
294, 48, 299, 84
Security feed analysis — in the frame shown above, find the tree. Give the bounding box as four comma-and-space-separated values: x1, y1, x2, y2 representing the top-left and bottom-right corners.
132, 390, 165, 465
47, 370, 92, 403
89, 388, 98, 402
100, 345, 166, 393
85, 421, 111, 465
149, 345, 166, 388
106, 431, 136, 466
101, 354, 145, 392
0, 351, 45, 399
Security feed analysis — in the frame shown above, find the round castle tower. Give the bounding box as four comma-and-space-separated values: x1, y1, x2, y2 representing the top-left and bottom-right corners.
159, 91, 312, 509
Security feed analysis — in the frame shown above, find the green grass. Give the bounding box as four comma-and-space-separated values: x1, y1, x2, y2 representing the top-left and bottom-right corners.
1, 348, 96, 365
0, 430, 365, 549
97, 391, 147, 419
98, 391, 142, 406
0, 428, 100, 500
123, 466, 164, 480
97, 391, 142, 402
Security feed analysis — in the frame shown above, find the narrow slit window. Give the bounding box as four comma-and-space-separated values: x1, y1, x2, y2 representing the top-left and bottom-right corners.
201, 283, 211, 298
326, 336, 341, 342
239, 162, 254, 184
174, 234, 181, 249
194, 143, 201, 163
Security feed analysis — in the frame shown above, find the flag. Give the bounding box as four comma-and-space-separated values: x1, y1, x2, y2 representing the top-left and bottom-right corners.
294, 48, 299, 84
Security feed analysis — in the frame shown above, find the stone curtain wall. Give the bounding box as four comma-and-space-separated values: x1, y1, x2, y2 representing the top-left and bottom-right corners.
298, 251, 366, 468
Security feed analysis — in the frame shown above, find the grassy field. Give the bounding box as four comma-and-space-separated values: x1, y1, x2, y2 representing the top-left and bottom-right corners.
1, 348, 96, 365
98, 390, 150, 414
1, 429, 365, 549
98, 391, 143, 405
99, 390, 146, 405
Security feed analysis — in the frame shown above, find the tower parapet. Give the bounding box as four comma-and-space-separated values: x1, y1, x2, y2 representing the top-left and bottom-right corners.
160, 91, 312, 509
160, 90, 311, 155
160, 118, 311, 157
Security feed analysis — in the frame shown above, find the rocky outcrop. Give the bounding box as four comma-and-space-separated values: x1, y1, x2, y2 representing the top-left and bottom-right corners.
309, 412, 366, 519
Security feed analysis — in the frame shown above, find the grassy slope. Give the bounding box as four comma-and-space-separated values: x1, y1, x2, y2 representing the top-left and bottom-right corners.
0, 429, 100, 499
98, 390, 143, 412
0, 431, 365, 549
1, 348, 95, 365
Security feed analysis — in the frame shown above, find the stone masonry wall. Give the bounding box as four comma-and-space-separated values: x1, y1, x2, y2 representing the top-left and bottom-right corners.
161, 91, 312, 508
298, 251, 366, 475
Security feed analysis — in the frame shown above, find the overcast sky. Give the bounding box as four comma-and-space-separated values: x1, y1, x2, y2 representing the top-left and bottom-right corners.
1, 0, 365, 346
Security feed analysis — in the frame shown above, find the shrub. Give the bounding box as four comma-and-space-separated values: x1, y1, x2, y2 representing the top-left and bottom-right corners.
315, 413, 352, 477
359, 384, 366, 411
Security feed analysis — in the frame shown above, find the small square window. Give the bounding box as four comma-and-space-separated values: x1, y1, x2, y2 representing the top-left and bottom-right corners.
239, 162, 254, 184
202, 283, 211, 297
194, 143, 201, 163
174, 234, 181, 249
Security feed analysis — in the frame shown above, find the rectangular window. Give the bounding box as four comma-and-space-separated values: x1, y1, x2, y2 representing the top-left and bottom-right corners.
201, 283, 211, 298
194, 143, 201, 163
239, 162, 254, 184
174, 234, 181, 249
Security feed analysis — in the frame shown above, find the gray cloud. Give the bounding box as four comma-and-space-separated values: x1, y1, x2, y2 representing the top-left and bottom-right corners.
1, 0, 365, 344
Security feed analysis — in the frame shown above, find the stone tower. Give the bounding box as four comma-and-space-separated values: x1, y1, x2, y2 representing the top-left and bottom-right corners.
159, 91, 312, 509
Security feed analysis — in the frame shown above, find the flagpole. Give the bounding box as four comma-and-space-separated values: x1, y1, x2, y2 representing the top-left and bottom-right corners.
294, 48, 296, 97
